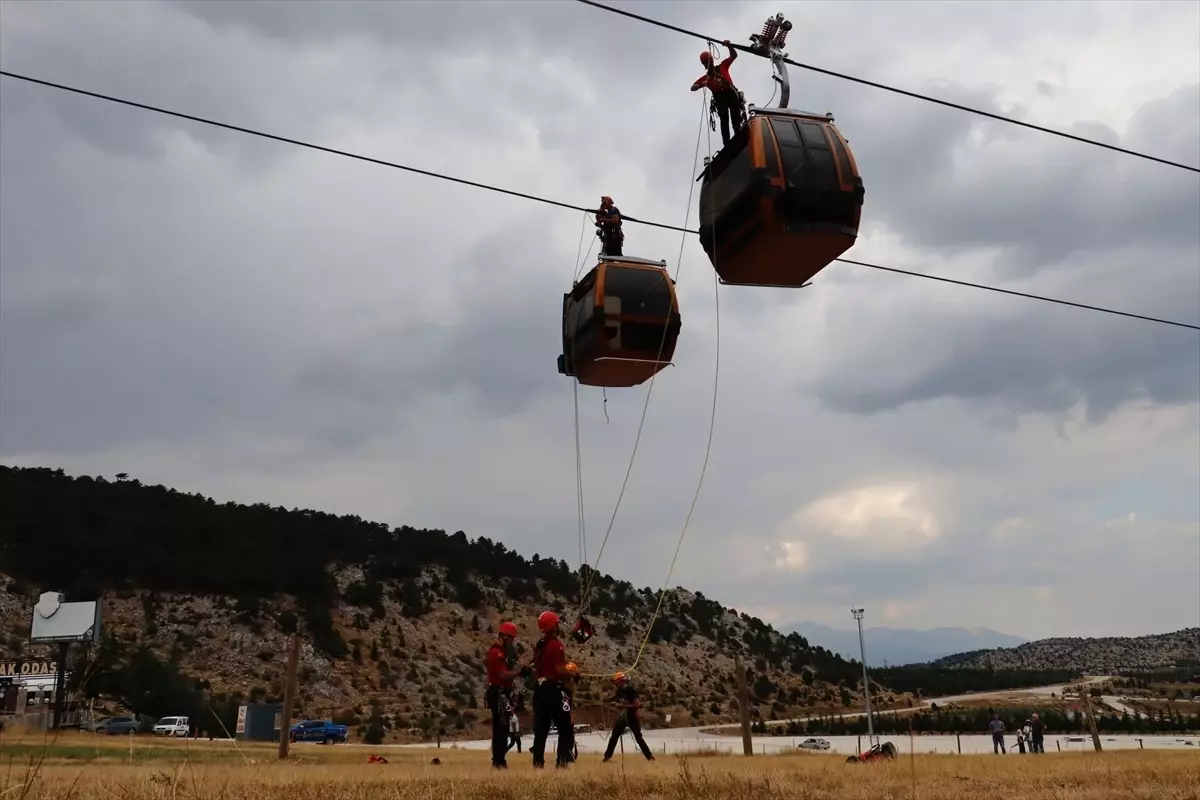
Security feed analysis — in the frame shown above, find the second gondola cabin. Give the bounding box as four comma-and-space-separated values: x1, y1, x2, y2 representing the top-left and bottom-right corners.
698, 106, 865, 288
557, 255, 682, 388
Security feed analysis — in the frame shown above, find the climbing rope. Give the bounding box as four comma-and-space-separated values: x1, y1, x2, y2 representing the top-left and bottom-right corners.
603, 93, 722, 679
577, 95, 721, 680
573, 378, 588, 572
576, 93, 710, 618
572, 210, 597, 285
569, 210, 595, 573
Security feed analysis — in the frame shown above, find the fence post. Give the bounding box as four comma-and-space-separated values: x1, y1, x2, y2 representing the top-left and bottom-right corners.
736, 660, 752, 757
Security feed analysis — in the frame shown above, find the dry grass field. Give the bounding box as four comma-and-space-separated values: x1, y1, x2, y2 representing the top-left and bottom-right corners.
1, 732, 1198, 800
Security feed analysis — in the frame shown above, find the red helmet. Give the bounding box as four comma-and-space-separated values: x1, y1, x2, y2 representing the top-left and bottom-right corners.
700, 50, 713, 65
498, 621, 518, 638
537, 611, 560, 633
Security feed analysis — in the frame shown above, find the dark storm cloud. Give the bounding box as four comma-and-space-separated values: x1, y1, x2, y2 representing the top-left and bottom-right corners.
2, 0, 1198, 638
806, 246, 1200, 420
0, 1, 406, 169
170, 0, 712, 67
292, 218, 566, 418
864, 83, 1200, 273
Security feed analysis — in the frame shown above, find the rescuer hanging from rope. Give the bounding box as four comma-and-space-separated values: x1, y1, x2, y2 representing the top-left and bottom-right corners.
595, 196, 624, 256
602, 672, 655, 762
528, 611, 576, 769
485, 621, 527, 769
690, 40, 745, 146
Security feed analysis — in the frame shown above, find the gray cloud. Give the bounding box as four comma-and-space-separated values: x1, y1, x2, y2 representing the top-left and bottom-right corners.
2, 0, 1197, 640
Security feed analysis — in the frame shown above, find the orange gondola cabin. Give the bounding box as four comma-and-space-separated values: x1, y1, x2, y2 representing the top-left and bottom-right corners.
698, 106, 865, 288
557, 255, 682, 388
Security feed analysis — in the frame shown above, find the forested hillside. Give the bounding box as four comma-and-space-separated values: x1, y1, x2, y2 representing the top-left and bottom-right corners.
933, 629, 1200, 673
0, 466, 870, 741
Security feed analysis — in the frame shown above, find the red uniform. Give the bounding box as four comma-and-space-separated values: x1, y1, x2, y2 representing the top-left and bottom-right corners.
691, 53, 738, 94
691, 46, 744, 146
487, 644, 514, 689
534, 637, 565, 682
530, 636, 573, 768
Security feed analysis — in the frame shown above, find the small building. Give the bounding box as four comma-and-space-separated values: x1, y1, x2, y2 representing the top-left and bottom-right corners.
235, 702, 285, 742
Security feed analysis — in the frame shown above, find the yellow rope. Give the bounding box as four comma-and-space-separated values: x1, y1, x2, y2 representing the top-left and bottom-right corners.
580, 92, 721, 680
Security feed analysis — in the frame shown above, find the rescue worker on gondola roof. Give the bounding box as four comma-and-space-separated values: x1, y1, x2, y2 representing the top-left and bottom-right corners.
691, 40, 745, 147
528, 610, 576, 769
485, 621, 526, 769
596, 196, 623, 257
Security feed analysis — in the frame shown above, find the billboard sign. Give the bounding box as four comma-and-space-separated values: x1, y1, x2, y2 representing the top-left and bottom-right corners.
0, 660, 59, 679
29, 592, 102, 644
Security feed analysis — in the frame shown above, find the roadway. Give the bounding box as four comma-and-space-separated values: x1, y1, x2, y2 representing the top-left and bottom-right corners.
397, 676, 1187, 757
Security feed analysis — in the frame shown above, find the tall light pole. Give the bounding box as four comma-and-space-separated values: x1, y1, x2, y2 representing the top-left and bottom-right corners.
851, 608, 875, 747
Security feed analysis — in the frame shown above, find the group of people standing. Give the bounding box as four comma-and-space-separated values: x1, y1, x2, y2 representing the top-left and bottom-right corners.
485, 611, 656, 769
989, 712, 1046, 754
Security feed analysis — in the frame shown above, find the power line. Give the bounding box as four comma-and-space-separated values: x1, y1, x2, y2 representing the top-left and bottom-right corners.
837, 258, 1198, 331
1, 69, 1196, 332
573, 0, 1200, 175
0, 70, 687, 231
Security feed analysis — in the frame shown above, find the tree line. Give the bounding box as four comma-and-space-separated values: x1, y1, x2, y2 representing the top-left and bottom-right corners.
870, 665, 1079, 698
0, 466, 858, 680
752, 705, 1199, 737
0, 466, 1088, 712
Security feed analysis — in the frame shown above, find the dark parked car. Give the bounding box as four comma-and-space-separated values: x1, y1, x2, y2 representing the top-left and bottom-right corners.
84, 716, 140, 734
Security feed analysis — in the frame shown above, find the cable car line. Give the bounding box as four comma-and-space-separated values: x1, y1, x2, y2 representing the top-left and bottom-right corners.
837, 258, 1199, 330
572, 0, 1200, 175
2, 68, 1195, 333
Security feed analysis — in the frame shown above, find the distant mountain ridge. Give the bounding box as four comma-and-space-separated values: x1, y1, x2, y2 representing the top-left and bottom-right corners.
932, 628, 1200, 672
785, 621, 1027, 666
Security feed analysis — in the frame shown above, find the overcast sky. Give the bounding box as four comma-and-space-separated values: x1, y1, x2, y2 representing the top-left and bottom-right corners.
2, 0, 1197, 641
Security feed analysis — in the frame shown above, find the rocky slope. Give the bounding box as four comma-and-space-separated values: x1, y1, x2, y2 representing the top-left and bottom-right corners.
0, 466, 879, 742
0, 570, 885, 741
933, 629, 1200, 673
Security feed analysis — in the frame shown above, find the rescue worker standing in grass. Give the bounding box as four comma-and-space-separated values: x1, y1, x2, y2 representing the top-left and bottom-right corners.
485, 621, 526, 769
602, 672, 655, 762
529, 610, 575, 769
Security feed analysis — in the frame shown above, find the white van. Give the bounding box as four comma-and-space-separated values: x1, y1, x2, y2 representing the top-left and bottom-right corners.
152, 716, 190, 737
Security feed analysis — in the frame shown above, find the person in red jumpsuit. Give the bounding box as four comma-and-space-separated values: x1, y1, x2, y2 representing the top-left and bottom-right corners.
485, 621, 526, 769
528, 610, 575, 769
691, 40, 745, 146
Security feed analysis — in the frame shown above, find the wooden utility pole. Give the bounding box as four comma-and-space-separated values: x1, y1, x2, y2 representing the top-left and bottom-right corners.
278, 634, 301, 760
736, 660, 752, 756
1080, 692, 1103, 752
51, 642, 70, 730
